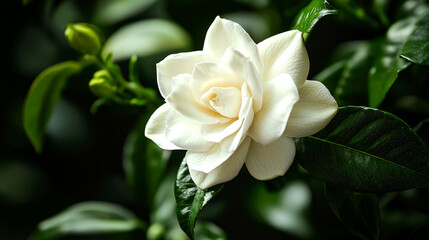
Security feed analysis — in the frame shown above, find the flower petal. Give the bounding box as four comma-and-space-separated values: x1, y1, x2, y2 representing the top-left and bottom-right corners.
157, 51, 214, 98
144, 103, 182, 150
201, 118, 243, 143
203, 16, 263, 74
258, 30, 309, 88
249, 73, 299, 145
189, 137, 251, 189
245, 135, 295, 180
220, 48, 263, 111
165, 110, 215, 151
285, 80, 338, 137
185, 134, 235, 173
166, 73, 228, 124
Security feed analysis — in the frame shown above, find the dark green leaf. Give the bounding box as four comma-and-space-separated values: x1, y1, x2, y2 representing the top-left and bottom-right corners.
194, 222, 227, 240
23, 61, 82, 153
325, 184, 380, 240
292, 0, 337, 41
296, 106, 429, 192
401, 13, 429, 66
334, 41, 379, 106
175, 160, 224, 240
103, 19, 191, 61
29, 201, 144, 240
314, 60, 346, 93
368, 17, 420, 107
123, 113, 169, 209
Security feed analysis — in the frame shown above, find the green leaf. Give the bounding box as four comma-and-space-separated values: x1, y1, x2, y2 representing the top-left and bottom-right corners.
368, 17, 419, 107
103, 19, 191, 61
296, 106, 429, 193
23, 61, 82, 153
249, 181, 313, 238
325, 184, 380, 240
123, 113, 169, 209
175, 160, 224, 240
93, 0, 157, 26
29, 201, 144, 240
292, 0, 338, 41
194, 222, 227, 240
314, 60, 346, 93
401, 13, 429, 66
334, 42, 374, 106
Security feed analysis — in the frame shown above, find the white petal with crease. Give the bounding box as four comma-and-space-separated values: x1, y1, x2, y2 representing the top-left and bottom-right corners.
165, 110, 215, 151
285, 80, 338, 137
258, 30, 309, 88
144, 103, 182, 150
249, 74, 299, 145
203, 16, 263, 74
157, 51, 213, 98
245, 135, 295, 180
166, 73, 228, 124
190, 137, 251, 189
185, 135, 236, 173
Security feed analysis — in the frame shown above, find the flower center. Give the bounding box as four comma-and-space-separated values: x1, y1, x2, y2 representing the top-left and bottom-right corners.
200, 86, 242, 118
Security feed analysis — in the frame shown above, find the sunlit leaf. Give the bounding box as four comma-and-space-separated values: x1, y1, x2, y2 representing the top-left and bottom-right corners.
296, 106, 429, 192
23, 61, 82, 153
29, 202, 144, 240
325, 184, 380, 240
123, 113, 169, 209
292, 0, 337, 41
93, 0, 157, 26
103, 19, 191, 61
401, 13, 429, 66
175, 160, 224, 240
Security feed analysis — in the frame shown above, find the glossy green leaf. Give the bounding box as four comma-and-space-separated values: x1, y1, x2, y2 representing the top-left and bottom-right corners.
401, 13, 429, 66
103, 19, 191, 61
175, 160, 224, 240
93, 0, 157, 26
325, 184, 380, 240
296, 106, 429, 192
29, 201, 144, 240
23, 61, 82, 153
123, 113, 169, 209
292, 0, 337, 41
314, 60, 346, 93
368, 17, 419, 107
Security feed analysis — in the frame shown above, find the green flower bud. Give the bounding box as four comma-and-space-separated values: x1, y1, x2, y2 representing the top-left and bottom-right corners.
93, 69, 113, 83
146, 223, 165, 240
64, 23, 103, 54
89, 77, 117, 99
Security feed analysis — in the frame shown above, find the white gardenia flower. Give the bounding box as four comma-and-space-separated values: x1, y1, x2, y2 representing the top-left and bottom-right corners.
145, 16, 338, 189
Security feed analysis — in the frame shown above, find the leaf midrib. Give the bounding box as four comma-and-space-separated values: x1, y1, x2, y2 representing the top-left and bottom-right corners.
307, 135, 429, 180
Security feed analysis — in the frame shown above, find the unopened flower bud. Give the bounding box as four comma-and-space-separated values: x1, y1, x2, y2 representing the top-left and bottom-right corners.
93, 69, 113, 83
89, 78, 117, 99
65, 23, 103, 54
146, 223, 165, 240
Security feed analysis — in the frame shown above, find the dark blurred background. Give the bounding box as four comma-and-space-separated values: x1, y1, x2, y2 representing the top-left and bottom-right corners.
2, 0, 429, 239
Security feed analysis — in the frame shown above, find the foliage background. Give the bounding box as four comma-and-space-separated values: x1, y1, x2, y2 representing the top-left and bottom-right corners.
2, 0, 429, 239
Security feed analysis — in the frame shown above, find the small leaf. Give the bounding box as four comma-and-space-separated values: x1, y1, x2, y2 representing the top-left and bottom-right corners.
93, 0, 157, 26
123, 113, 169, 209
175, 159, 224, 240
325, 184, 380, 240
29, 201, 144, 240
368, 17, 419, 107
23, 61, 82, 153
103, 19, 191, 61
296, 106, 429, 193
292, 0, 337, 41
401, 13, 429, 66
